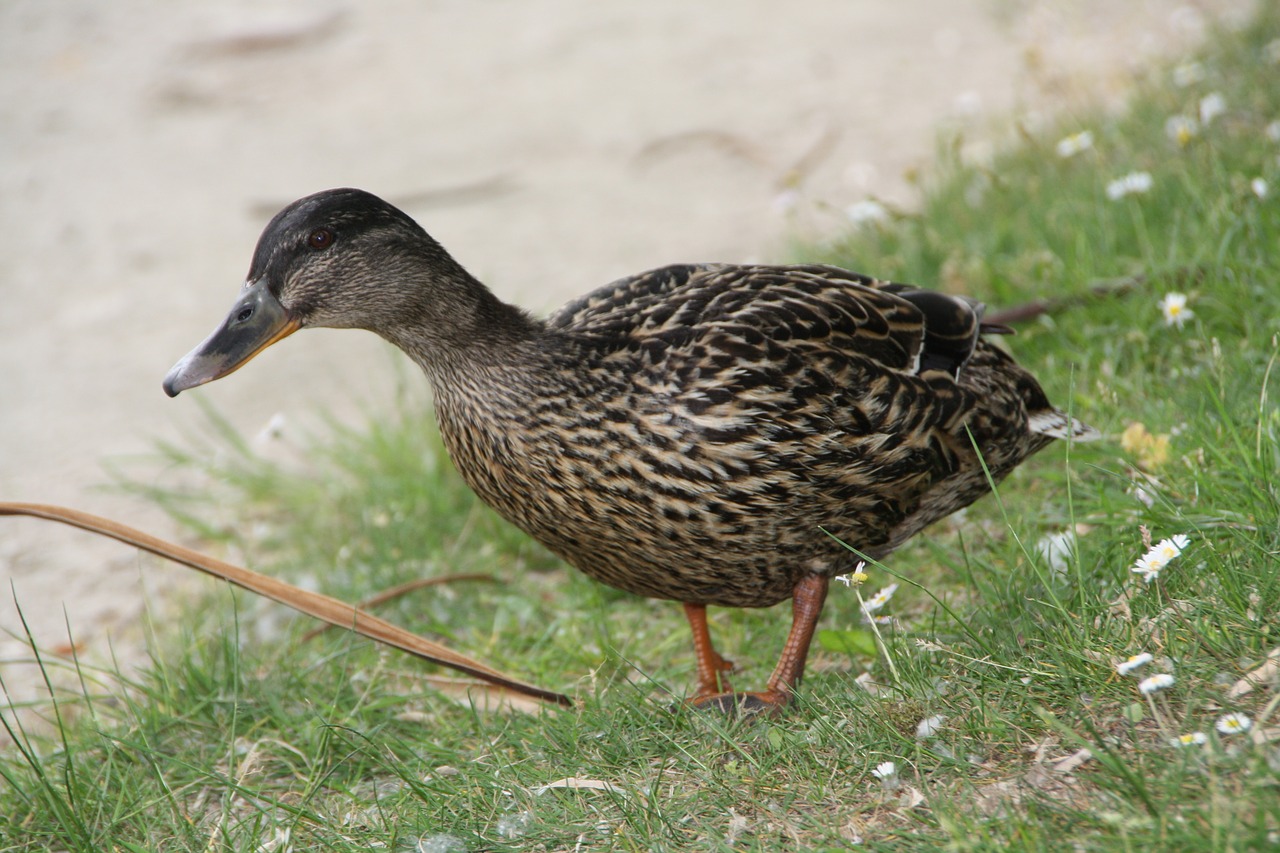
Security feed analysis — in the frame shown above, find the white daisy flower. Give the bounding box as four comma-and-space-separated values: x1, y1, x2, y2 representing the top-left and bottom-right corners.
1267, 120, 1280, 142
1056, 131, 1094, 158
1252, 178, 1269, 199
1131, 533, 1190, 583
1036, 530, 1076, 574
1158, 293, 1194, 328
872, 760, 897, 780
1107, 171, 1153, 200
835, 561, 869, 587
1131, 553, 1164, 584
1138, 673, 1175, 695
1150, 534, 1191, 562
1215, 712, 1252, 735
861, 583, 899, 615
1165, 115, 1199, 147
1116, 653, 1154, 675
1199, 92, 1226, 125
916, 715, 946, 739
1171, 732, 1207, 748
845, 199, 889, 226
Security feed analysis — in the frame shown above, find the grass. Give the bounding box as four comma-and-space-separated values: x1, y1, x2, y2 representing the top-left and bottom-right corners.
5, 9, 1280, 851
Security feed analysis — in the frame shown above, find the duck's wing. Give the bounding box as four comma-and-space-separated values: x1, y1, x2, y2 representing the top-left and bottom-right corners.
549, 263, 983, 382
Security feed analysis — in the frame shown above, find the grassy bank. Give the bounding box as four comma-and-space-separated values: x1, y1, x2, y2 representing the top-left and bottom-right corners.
3, 8, 1279, 851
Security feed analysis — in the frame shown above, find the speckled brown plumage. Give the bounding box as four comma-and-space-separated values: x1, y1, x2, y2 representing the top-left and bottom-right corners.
165, 188, 1095, 711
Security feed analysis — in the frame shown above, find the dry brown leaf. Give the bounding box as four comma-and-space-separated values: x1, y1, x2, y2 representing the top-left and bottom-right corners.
854, 672, 884, 695
0, 502, 571, 707
1052, 748, 1093, 775
535, 777, 631, 798
1228, 647, 1280, 698
898, 786, 926, 809
419, 675, 555, 715
725, 808, 750, 845
1103, 587, 1135, 623
1250, 726, 1280, 746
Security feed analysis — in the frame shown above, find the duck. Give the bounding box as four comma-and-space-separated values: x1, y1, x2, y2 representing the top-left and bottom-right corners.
164, 188, 1095, 714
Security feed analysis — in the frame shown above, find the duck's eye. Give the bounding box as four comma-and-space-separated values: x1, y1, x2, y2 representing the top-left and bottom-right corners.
307, 228, 334, 250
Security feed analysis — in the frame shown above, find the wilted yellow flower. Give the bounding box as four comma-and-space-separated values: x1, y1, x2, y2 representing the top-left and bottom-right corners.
1121, 422, 1172, 470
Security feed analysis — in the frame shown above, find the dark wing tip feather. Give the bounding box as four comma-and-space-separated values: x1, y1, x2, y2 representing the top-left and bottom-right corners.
878, 286, 981, 378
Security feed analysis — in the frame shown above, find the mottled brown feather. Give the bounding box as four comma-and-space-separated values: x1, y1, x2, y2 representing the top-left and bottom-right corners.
430, 261, 1075, 607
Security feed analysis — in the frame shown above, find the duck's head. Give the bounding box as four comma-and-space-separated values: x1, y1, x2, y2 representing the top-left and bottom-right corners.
163, 188, 469, 397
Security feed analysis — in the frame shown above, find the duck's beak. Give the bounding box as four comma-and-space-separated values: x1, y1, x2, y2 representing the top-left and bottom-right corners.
163, 278, 300, 397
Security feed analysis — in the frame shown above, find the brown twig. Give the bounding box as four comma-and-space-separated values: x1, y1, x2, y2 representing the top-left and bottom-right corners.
0, 502, 571, 707
297, 573, 496, 643
984, 274, 1147, 327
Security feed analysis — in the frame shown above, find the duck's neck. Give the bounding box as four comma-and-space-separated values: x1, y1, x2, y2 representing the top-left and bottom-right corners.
374, 262, 546, 390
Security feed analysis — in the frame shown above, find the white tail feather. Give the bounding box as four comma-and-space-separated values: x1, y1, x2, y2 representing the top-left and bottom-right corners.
1029, 409, 1100, 441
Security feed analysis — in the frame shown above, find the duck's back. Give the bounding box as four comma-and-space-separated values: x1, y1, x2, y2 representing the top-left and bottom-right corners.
436, 263, 1082, 607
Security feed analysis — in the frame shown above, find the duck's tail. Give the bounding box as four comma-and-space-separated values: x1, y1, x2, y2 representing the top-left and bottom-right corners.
1028, 408, 1100, 441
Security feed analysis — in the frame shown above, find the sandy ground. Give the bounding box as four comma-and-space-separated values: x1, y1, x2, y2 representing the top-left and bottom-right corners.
0, 1, 1254, 720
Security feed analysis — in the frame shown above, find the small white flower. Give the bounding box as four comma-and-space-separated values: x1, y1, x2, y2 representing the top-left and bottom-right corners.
1131, 533, 1190, 583
1116, 653, 1154, 675
1138, 673, 1175, 695
836, 562, 869, 587
1159, 293, 1194, 328
1131, 554, 1162, 584
916, 715, 946, 739
1199, 92, 1226, 125
1165, 115, 1199, 147
1252, 177, 1269, 199
845, 199, 889, 226
1036, 530, 1076, 574
1172, 61, 1206, 88
1171, 732, 1207, 748
1150, 534, 1191, 563
861, 583, 899, 615
1267, 120, 1280, 142
1215, 712, 1252, 735
1107, 171, 1153, 200
1056, 131, 1094, 158
871, 760, 897, 780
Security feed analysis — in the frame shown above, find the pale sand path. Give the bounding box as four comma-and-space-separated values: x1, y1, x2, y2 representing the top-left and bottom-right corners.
0, 1, 1252, 717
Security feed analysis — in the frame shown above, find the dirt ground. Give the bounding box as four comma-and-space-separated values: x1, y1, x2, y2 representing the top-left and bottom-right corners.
0, 0, 1254, 719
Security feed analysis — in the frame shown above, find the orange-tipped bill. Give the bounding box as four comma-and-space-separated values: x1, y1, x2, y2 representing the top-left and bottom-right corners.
163, 279, 299, 397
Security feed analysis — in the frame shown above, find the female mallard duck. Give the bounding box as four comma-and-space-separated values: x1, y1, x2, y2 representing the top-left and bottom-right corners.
165, 188, 1094, 713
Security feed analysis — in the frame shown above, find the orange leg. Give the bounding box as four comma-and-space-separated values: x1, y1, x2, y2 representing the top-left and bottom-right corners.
686, 573, 830, 716
682, 602, 734, 698
760, 572, 829, 700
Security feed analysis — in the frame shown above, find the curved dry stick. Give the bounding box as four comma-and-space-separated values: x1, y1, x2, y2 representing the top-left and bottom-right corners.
298, 573, 496, 643
0, 502, 571, 707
